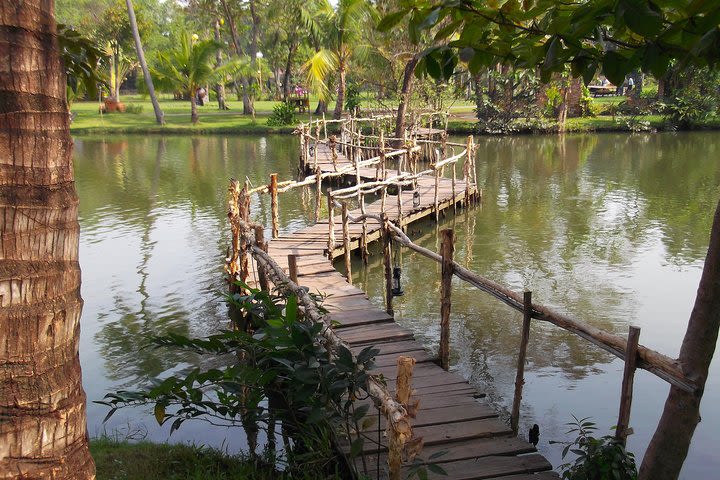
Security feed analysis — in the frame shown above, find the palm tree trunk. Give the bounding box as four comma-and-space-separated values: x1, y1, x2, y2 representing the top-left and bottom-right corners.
190, 93, 199, 124
0, 3, 95, 478
220, 0, 252, 114
282, 39, 298, 101
126, 0, 164, 124
639, 199, 720, 479
395, 53, 421, 139
333, 62, 346, 120
214, 19, 227, 110
113, 43, 121, 100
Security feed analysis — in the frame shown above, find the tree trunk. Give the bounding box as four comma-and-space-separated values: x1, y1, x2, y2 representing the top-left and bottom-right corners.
214, 19, 227, 110
190, 93, 199, 124
333, 62, 346, 120
0, 2, 95, 478
314, 99, 327, 115
394, 54, 421, 139
126, 0, 164, 124
282, 39, 298, 101
639, 199, 720, 479
248, 0, 259, 114
220, 0, 252, 114
113, 44, 121, 100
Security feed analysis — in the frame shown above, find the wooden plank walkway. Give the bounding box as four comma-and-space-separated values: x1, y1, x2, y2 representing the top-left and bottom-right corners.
257, 144, 556, 479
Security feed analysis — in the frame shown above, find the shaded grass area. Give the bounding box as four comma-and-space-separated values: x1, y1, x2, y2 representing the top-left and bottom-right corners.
90, 437, 276, 480
70, 94, 718, 135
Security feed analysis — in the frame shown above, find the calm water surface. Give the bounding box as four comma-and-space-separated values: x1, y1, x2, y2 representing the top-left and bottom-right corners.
74, 132, 719, 477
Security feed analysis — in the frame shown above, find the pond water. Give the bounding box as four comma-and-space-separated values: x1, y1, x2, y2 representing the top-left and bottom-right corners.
74, 132, 719, 477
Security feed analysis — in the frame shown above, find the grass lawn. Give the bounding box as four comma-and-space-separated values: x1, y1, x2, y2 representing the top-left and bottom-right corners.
90, 437, 276, 480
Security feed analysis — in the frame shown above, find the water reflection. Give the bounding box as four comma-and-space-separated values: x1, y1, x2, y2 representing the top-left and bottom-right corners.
353, 132, 719, 478
75, 132, 719, 478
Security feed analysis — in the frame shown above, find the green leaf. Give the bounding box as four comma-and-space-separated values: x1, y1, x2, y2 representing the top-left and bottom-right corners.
425, 54, 442, 80
377, 10, 408, 32
602, 51, 633, 85
286, 295, 297, 324
427, 463, 447, 475
350, 437, 364, 457
621, 0, 663, 37
154, 403, 166, 424
353, 404, 370, 421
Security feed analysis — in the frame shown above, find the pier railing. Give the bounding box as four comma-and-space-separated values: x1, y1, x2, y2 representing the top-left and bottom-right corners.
226, 180, 419, 479
329, 204, 699, 443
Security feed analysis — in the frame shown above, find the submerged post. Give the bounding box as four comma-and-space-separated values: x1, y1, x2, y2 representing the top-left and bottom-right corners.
270, 173, 279, 239
239, 182, 251, 286
342, 202, 352, 283
616, 326, 641, 445
382, 213, 394, 317
511, 290, 533, 434
254, 225, 269, 291
439, 229, 454, 370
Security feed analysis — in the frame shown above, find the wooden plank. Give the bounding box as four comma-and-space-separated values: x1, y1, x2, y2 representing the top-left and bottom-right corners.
405, 454, 552, 480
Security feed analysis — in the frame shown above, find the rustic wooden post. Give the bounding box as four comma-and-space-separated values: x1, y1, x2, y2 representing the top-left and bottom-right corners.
616, 326, 641, 445
452, 162, 457, 213
434, 167, 440, 222
322, 112, 327, 139
360, 193, 369, 265
239, 182, 251, 286
288, 254, 299, 284
269, 173, 279, 239
254, 225, 269, 292
382, 213, 394, 317
314, 166, 322, 223
439, 229, 454, 370
327, 188, 335, 261
511, 290, 533, 434
227, 179, 242, 294
396, 181, 403, 226
314, 122, 321, 169
341, 202, 352, 283
388, 356, 417, 480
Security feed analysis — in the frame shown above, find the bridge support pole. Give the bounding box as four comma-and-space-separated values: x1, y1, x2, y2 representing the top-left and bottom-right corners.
382, 213, 393, 317
511, 290, 533, 434
254, 225, 269, 292
341, 203, 352, 283
616, 326, 641, 445
270, 173, 279, 239
439, 229, 454, 370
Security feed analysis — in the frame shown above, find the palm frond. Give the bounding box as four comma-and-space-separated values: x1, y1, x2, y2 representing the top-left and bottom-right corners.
303, 49, 339, 101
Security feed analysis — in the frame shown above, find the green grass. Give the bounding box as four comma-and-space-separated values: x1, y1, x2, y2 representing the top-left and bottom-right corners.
90, 437, 278, 480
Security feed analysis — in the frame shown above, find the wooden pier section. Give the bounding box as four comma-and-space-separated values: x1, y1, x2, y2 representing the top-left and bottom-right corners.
241, 121, 557, 479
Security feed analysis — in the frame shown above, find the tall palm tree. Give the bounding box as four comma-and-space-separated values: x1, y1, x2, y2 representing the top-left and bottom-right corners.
126, 0, 164, 124
0, 2, 94, 478
152, 32, 239, 124
304, 0, 377, 119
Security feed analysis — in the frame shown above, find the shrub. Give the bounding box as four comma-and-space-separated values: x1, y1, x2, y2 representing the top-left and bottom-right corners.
552, 416, 637, 480
663, 92, 718, 128
125, 103, 144, 114
344, 82, 362, 114
543, 85, 563, 118
267, 101, 296, 126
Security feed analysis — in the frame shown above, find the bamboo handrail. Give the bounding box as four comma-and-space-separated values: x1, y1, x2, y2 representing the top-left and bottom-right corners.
383, 222, 697, 393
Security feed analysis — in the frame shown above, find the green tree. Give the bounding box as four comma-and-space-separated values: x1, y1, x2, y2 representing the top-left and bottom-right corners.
304, 0, 378, 119
151, 31, 238, 124
383, 2, 720, 478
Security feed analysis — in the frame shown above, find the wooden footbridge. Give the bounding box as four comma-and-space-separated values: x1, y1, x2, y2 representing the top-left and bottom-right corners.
226, 113, 698, 479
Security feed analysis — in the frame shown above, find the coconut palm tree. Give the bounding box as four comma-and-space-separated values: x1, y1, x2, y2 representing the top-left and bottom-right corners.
304, 0, 377, 119
126, 0, 164, 124
0, 2, 95, 477
152, 31, 239, 124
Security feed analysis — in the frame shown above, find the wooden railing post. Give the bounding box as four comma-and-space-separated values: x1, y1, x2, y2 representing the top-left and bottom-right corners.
254, 225, 269, 291
314, 122, 320, 170
511, 290, 533, 434
314, 166, 322, 223
227, 179, 242, 294
616, 326, 641, 445
327, 188, 335, 261
434, 167, 440, 222
341, 202, 352, 283
439, 229, 454, 370
239, 182, 251, 286
382, 213, 394, 317
322, 112, 327, 139
288, 254, 299, 284
269, 173, 279, 239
